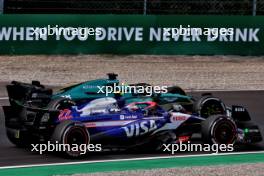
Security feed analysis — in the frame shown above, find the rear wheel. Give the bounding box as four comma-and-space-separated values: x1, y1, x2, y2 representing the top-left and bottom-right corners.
6, 129, 29, 147
51, 120, 90, 158
47, 97, 76, 110
202, 115, 237, 145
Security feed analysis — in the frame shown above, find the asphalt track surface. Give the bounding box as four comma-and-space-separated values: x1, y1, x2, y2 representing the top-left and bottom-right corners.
0, 84, 263, 167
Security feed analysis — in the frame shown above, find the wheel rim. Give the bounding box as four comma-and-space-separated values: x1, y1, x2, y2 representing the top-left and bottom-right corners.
212, 119, 236, 144
201, 99, 225, 118
64, 126, 89, 156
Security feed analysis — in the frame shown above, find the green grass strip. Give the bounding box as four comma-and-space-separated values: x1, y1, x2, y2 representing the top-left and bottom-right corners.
1, 153, 264, 176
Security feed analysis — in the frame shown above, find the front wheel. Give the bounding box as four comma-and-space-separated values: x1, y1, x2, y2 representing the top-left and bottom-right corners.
201, 115, 237, 145
194, 95, 226, 118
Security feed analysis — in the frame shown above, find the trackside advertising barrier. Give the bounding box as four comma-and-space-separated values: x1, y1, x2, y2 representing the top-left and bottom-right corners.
0, 15, 263, 55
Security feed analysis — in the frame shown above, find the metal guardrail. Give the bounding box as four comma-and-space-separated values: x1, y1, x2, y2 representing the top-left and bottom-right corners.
2, 0, 264, 15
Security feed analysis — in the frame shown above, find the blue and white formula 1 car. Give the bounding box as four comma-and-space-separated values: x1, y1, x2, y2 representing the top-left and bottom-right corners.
4, 96, 262, 157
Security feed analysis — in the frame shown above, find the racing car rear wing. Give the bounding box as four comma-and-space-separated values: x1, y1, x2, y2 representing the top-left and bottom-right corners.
6, 81, 52, 107
3, 100, 60, 129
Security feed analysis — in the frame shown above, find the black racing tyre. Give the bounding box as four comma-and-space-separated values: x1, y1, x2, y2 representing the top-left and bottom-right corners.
47, 97, 76, 110
194, 95, 226, 118
51, 120, 90, 158
201, 115, 237, 145
6, 130, 29, 147
7, 135, 23, 147
167, 86, 187, 96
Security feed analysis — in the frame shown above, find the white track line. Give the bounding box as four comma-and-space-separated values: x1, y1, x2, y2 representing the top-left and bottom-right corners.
0, 151, 264, 170
0, 97, 8, 100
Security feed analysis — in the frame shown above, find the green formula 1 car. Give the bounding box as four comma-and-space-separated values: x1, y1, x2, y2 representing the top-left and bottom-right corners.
6, 73, 227, 118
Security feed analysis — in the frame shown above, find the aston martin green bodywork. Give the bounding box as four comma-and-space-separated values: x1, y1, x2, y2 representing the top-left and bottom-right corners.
52, 74, 193, 108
